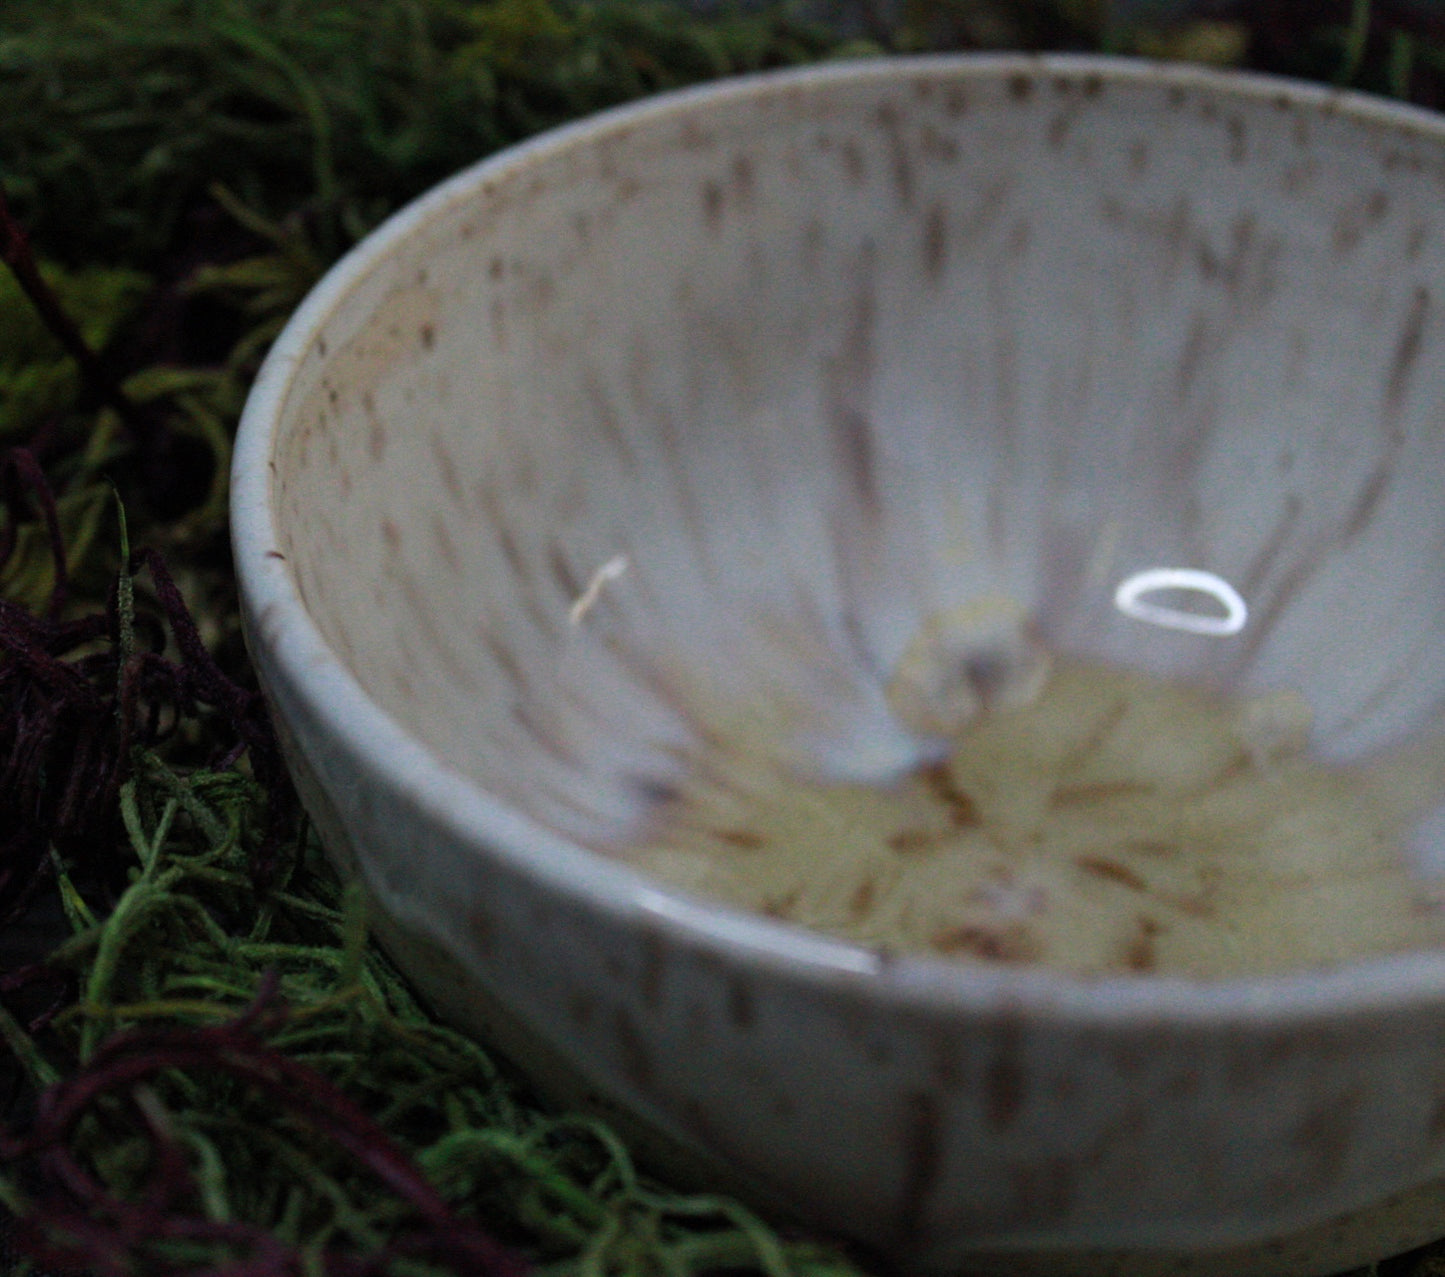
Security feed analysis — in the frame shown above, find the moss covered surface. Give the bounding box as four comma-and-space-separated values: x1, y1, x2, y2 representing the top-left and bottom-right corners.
4, 2, 1445, 1274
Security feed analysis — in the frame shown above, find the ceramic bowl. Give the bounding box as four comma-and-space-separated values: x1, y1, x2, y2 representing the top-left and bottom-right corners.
232, 54, 1445, 1275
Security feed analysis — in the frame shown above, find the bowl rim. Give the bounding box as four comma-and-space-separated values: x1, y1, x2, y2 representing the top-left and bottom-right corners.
233, 49, 1445, 1028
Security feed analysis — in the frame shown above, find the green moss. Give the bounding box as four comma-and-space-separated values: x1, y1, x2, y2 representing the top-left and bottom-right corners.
0, 261, 150, 436
4, 2, 1445, 1274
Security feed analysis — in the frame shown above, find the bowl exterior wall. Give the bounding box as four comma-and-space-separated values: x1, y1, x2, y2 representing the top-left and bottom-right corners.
249, 614, 1445, 1265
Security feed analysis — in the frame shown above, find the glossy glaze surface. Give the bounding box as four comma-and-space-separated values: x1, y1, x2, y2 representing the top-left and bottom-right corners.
235, 56, 1445, 1272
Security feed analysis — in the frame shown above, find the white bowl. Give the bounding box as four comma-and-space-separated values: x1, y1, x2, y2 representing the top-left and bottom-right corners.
233, 54, 1445, 1274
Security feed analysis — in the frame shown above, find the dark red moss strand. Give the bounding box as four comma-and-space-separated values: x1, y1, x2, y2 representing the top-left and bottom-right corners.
1, 448, 69, 617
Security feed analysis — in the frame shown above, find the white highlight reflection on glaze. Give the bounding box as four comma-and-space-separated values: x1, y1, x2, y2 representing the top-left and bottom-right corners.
1114, 567, 1249, 637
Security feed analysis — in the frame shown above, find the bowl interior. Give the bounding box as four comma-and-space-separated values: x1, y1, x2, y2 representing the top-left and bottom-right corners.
264, 58, 1445, 872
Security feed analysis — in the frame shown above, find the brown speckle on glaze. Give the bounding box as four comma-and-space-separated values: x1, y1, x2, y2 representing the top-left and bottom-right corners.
1122, 915, 1163, 973
1006, 216, 1031, 259
639, 929, 666, 1009
468, 907, 498, 958
929, 1034, 964, 1092
1340, 461, 1395, 543
1226, 115, 1247, 164
380, 517, 400, 551
362, 393, 385, 461
547, 542, 580, 598
893, 1090, 944, 1244
919, 762, 980, 828
1052, 780, 1151, 806
582, 366, 639, 472
429, 435, 466, 507
1175, 312, 1216, 399
874, 101, 915, 206
888, 828, 939, 854
630, 775, 680, 808
1384, 285, 1429, 413
726, 976, 755, 1029
679, 117, 714, 151
398, 572, 478, 689
985, 1032, 1027, 1132
760, 888, 801, 920
1011, 1158, 1077, 1225
1007, 72, 1034, 102
1425, 1085, 1445, 1146
479, 629, 524, 687
478, 489, 526, 579
1047, 110, 1074, 152
1196, 212, 1268, 299
918, 123, 960, 163
821, 242, 880, 509
922, 202, 948, 282
711, 827, 766, 849
701, 179, 724, 232
613, 1007, 655, 1091
430, 514, 460, 572
849, 875, 879, 922
1288, 1089, 1362, 1194
1075, 856, 1148, 892
932, 923, 1039, 964
512, 701, 573, 765
1281, 159, 1317, 197
801, 218, 825, 275
1332, 189, 1390, 256
1381, 146, 1424, 174
730, 153, 754, 201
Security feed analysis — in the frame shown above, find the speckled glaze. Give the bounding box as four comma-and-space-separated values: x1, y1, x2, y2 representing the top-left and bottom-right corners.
233, 56, 1445, 1274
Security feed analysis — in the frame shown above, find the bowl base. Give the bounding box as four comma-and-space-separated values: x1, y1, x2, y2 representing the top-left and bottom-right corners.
950, 1179, 1445, 1277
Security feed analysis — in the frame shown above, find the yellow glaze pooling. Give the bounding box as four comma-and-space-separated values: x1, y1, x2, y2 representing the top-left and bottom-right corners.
628, 656, 1445, 977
